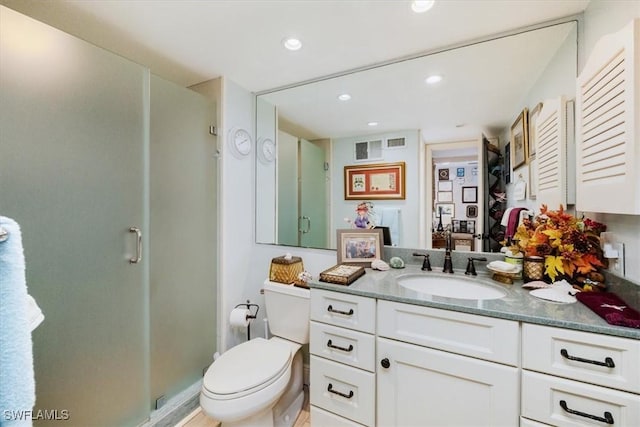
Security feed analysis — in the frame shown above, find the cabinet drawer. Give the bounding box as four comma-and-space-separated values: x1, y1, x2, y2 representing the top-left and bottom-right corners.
522, 324, 640, 393
311, 289, 376, 333
310, 321, 375, 372
310, 355, 375, 426
377, 300, 519, 365
520, 417, 553, 426
310, 406, 367, 427
522, 371, 640, 427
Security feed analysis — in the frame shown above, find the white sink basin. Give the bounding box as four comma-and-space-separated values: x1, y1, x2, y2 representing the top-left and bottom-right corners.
397, 274, 507, 300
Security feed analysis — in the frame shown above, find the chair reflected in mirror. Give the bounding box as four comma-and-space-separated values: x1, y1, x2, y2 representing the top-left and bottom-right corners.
374, 226, 392, 246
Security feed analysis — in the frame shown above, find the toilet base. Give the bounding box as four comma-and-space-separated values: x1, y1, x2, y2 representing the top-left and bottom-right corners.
203, 345, 305, 427
274, 391, 304, 427
273, 349, 304, 427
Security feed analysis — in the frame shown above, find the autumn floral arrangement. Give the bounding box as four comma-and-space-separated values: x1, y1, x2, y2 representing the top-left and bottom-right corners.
511, 205, 606, 284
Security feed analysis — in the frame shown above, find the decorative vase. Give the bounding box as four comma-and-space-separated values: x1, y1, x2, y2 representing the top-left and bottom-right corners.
523, 256, 545, 283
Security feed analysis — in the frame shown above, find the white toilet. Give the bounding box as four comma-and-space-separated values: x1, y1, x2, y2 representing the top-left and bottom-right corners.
200, 282, 310, 427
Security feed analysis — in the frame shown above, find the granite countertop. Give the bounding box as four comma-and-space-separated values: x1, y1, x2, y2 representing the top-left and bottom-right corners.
309, 265, 640, 340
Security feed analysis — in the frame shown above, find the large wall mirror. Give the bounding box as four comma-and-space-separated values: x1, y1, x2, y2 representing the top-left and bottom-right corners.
256, 19, 578, 251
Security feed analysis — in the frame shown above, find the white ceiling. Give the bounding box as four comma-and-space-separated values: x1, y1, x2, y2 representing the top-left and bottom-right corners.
2, 0, 589, 142
2, 0, 589, 92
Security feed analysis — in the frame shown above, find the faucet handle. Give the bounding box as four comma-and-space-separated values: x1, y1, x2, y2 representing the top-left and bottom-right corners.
465, 257, 488, 276
413, 252, 432, 271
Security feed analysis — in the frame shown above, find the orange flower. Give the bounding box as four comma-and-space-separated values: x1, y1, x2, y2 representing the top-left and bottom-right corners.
511, 205, 605, 282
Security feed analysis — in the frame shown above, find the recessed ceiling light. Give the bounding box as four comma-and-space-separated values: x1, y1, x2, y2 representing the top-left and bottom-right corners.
368, 122, 379, 127
425, 74, 443, 84
283, 37, 302, 51
338, 94, 351, 101
411, 1, 435, 13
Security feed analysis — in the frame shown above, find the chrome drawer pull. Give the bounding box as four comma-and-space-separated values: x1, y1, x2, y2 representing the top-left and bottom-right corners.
560, 348, 615, 368
327, 305, 354, 316
327, 339, 353, 352
327, 383, 354, 399
559, 400, 614, 424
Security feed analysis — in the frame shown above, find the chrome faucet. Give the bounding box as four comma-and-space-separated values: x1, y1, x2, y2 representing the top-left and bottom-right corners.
443, 226, 454, 274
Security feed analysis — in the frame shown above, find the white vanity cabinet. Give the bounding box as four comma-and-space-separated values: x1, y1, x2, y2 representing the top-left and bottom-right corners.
309, 287, 639, 427
310, 290, 376, 426
521, 324, 640, 426
376, 300, 520, 427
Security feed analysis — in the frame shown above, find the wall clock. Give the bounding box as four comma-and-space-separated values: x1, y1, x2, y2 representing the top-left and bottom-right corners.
228, 127, 252, 159
257, 137, 276, 164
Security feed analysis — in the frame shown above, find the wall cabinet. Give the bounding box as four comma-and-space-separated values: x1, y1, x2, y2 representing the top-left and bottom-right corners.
576, 18, 640, 214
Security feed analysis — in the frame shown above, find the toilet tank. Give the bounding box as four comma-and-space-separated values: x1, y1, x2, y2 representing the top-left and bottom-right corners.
264, 281, 310, 344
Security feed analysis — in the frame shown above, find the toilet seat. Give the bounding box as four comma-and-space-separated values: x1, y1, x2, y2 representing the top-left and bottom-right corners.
203, 338, 291, 400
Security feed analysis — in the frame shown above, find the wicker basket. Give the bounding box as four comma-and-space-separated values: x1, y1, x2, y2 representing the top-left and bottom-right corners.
269, 256, 304, 284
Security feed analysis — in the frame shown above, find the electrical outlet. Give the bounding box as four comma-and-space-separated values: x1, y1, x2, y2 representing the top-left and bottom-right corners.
600, 232, 625, 276
609, 243, 625, 275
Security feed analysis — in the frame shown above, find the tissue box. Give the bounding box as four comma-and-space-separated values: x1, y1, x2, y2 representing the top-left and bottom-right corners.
269, 256, 304, 284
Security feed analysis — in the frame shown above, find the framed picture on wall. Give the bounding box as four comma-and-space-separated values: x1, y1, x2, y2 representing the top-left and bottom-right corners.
466, 205, 478, 218
456, 167, 465, 177
437, 191, 453, 202
435, 203, 455, 217
344, 162, 406, 200
438, 168, 450, 180
528, 102, 543, 157
510, 108, 529, 170
438, 180, 453, 191
462, 186, 477, 203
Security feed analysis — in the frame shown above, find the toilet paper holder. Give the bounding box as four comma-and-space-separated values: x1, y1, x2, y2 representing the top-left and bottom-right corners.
235, 300, 260, 340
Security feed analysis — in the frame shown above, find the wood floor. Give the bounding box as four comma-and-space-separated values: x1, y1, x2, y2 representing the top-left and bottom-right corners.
176, 390, 310, 427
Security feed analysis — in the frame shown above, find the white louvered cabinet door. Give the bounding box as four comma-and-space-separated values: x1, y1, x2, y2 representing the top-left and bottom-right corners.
575, 18, 640, 214
535, 96, 571, 209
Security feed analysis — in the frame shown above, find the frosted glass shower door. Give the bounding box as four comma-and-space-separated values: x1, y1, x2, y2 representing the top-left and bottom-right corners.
1, 7, 149, 426
299, 139, 328, 248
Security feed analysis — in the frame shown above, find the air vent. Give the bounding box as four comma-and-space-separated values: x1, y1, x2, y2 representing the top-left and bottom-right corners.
354, 139, 382, 161
385, 137, 406, 149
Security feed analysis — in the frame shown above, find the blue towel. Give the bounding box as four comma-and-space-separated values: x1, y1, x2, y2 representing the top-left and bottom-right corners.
0, 217, 35, 427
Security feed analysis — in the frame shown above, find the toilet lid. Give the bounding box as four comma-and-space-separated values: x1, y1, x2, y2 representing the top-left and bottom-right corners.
203, 338, 291, 396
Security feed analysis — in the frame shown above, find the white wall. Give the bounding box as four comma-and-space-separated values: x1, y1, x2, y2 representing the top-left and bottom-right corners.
192, 77, 258, 351
331, 130, 421, 248
255, 97, 277, 243
502, 3, 640, 283
433, 162, 479, 231
210, 2, 640, 353
504, 23, 577, 213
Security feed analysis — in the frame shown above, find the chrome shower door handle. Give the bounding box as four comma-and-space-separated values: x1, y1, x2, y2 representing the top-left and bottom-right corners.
129, 226, 142, 264
298, 216, 311, 234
